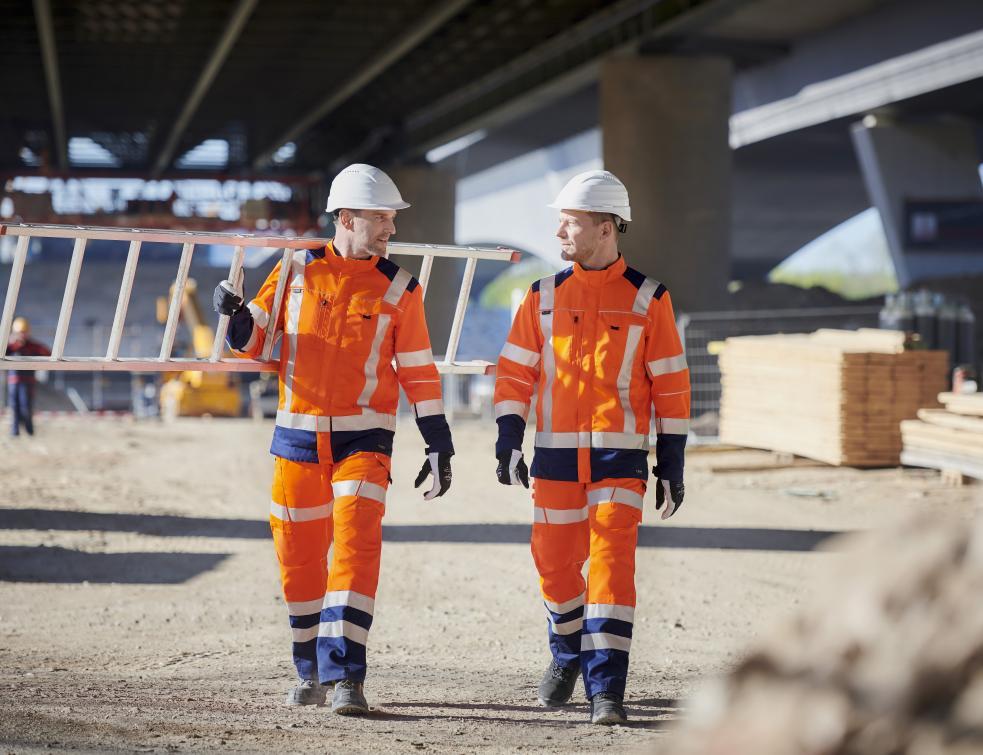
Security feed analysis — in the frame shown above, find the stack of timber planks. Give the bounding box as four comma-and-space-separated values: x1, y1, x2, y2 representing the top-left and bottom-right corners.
719, 329, 949, 467
901, 393, 983, 480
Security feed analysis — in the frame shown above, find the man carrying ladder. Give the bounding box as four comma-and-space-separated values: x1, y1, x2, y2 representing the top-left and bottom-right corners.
214, 164, 454, 715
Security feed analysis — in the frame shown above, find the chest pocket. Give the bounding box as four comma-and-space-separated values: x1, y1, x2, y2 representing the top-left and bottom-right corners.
545, 308, 585, 369
342, 297, 397, 357
598, 310, 647, 380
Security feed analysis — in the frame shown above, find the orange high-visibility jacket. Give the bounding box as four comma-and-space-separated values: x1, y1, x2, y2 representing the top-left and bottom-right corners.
494, 256, 689, 483
227, 241, 452, 463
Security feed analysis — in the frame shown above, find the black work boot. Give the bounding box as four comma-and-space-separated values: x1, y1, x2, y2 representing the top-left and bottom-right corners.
284, 679, 327, 706
537, 660, 579, 707
331, 679, 369, 715
590, 691, 628, 725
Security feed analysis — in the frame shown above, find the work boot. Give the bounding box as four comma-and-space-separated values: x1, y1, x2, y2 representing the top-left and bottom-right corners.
285, 679, 327, 706
331, 679, 369, 716
537, 660, 578, 707
590, 692, 628, 725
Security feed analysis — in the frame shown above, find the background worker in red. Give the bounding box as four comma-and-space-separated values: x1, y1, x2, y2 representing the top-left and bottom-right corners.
493, 170, 690, 725
6, 317, 51, 438
214, 164, 453, 715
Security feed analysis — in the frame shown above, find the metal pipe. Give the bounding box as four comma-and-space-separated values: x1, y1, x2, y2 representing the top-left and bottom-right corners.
106, 240, 142, 359
151, 0, 259, 176
252, 0, 473, 169
32, 0, 68, 171
50, 237, 87, 359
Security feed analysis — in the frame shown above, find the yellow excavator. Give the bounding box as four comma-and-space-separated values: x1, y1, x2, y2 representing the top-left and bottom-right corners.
156, 279, 242, 418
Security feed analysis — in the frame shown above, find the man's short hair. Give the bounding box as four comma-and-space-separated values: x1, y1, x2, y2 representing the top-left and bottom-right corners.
590, 212, 627, 233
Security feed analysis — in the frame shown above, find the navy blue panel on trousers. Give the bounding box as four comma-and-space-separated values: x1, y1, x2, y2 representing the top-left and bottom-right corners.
581, 647, 631, 698
270, 426, 319, 463
581, 615, 634, 698
317, 604, 373, 683
329, 429, 394, 462
531, 447, 579, 481
289, 611, 320, 682
546, 603, 584, 669
589, 448, 648, 481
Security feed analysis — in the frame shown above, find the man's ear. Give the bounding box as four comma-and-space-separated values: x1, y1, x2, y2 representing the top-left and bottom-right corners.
600, 218, 614, 241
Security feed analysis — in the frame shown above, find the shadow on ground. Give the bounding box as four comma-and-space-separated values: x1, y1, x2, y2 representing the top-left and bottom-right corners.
0, 545, 229, 583
0, 507, 845, 553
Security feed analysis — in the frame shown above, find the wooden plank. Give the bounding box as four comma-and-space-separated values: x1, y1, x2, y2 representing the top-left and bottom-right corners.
901, 448, 983, 480
916, 408, 983, 434
938, 393, 983, 417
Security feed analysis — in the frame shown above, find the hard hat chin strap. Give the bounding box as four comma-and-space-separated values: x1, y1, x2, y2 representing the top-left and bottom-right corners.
616, 217, 628, 234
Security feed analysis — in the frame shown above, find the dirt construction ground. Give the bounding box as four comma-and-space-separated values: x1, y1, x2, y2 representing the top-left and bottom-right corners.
0, 416, 980, 753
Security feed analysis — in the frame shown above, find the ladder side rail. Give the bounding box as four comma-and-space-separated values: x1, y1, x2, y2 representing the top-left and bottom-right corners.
2, 224, 518, 262
0, 356, 491, 373
0, 235, 32, 357
261, 248, 294, 362
442, 255, 477, 366
50, 237, 87, 360
158, 242, 195, 361
418, 253, 434, 297
209, 245, 246, 362
106, 240, 142, 359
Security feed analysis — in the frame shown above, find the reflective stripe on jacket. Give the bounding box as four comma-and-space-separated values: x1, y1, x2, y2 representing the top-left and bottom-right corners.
228, 241, 452, 463
493, 255, 689, 483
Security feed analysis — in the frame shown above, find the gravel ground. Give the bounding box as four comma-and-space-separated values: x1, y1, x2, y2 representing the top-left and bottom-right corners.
0, 416, 979, 753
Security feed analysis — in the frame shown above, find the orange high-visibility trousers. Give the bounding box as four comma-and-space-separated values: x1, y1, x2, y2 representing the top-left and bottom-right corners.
531, 476, 644, 699
270, 431, 390, 684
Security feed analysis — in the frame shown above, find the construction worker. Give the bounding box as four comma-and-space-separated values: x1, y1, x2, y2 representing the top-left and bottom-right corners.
6, 317, 51, 437
493, 170, 690, 725
214, 164, 454, 715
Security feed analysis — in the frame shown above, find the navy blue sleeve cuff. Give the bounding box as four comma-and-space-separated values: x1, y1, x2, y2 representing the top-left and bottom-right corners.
654, 433, 686, 482
417, 414, 454, 455
495, 415, 526, 457
226, 307, 255, 350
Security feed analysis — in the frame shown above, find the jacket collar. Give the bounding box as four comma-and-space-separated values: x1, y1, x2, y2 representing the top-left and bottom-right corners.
321, 239, 381, 273
571, 253, 626, 287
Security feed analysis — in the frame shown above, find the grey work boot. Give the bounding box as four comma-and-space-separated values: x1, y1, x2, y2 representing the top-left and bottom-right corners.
285, 679, 327, 706
590, 692, 628, 725
537, 660, 578, 707
331, 679, 369, 716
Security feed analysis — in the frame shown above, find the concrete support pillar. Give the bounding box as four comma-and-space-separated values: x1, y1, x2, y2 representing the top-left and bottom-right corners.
601, 56, 732, 313
386, 165, 458, 353
851, 115, 983, 287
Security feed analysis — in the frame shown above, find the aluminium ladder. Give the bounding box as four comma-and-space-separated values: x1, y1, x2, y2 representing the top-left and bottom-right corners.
0, 223, 518, 375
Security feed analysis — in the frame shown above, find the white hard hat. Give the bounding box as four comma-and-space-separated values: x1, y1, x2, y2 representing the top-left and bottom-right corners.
548, 169, 631, 223
326, 163, 410, 213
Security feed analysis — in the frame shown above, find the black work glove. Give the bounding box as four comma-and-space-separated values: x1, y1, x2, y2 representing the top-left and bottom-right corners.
414, 452, 452, 500
496, 450, 529, 488
213, 279, 244, 316
653, 467, 684, 520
